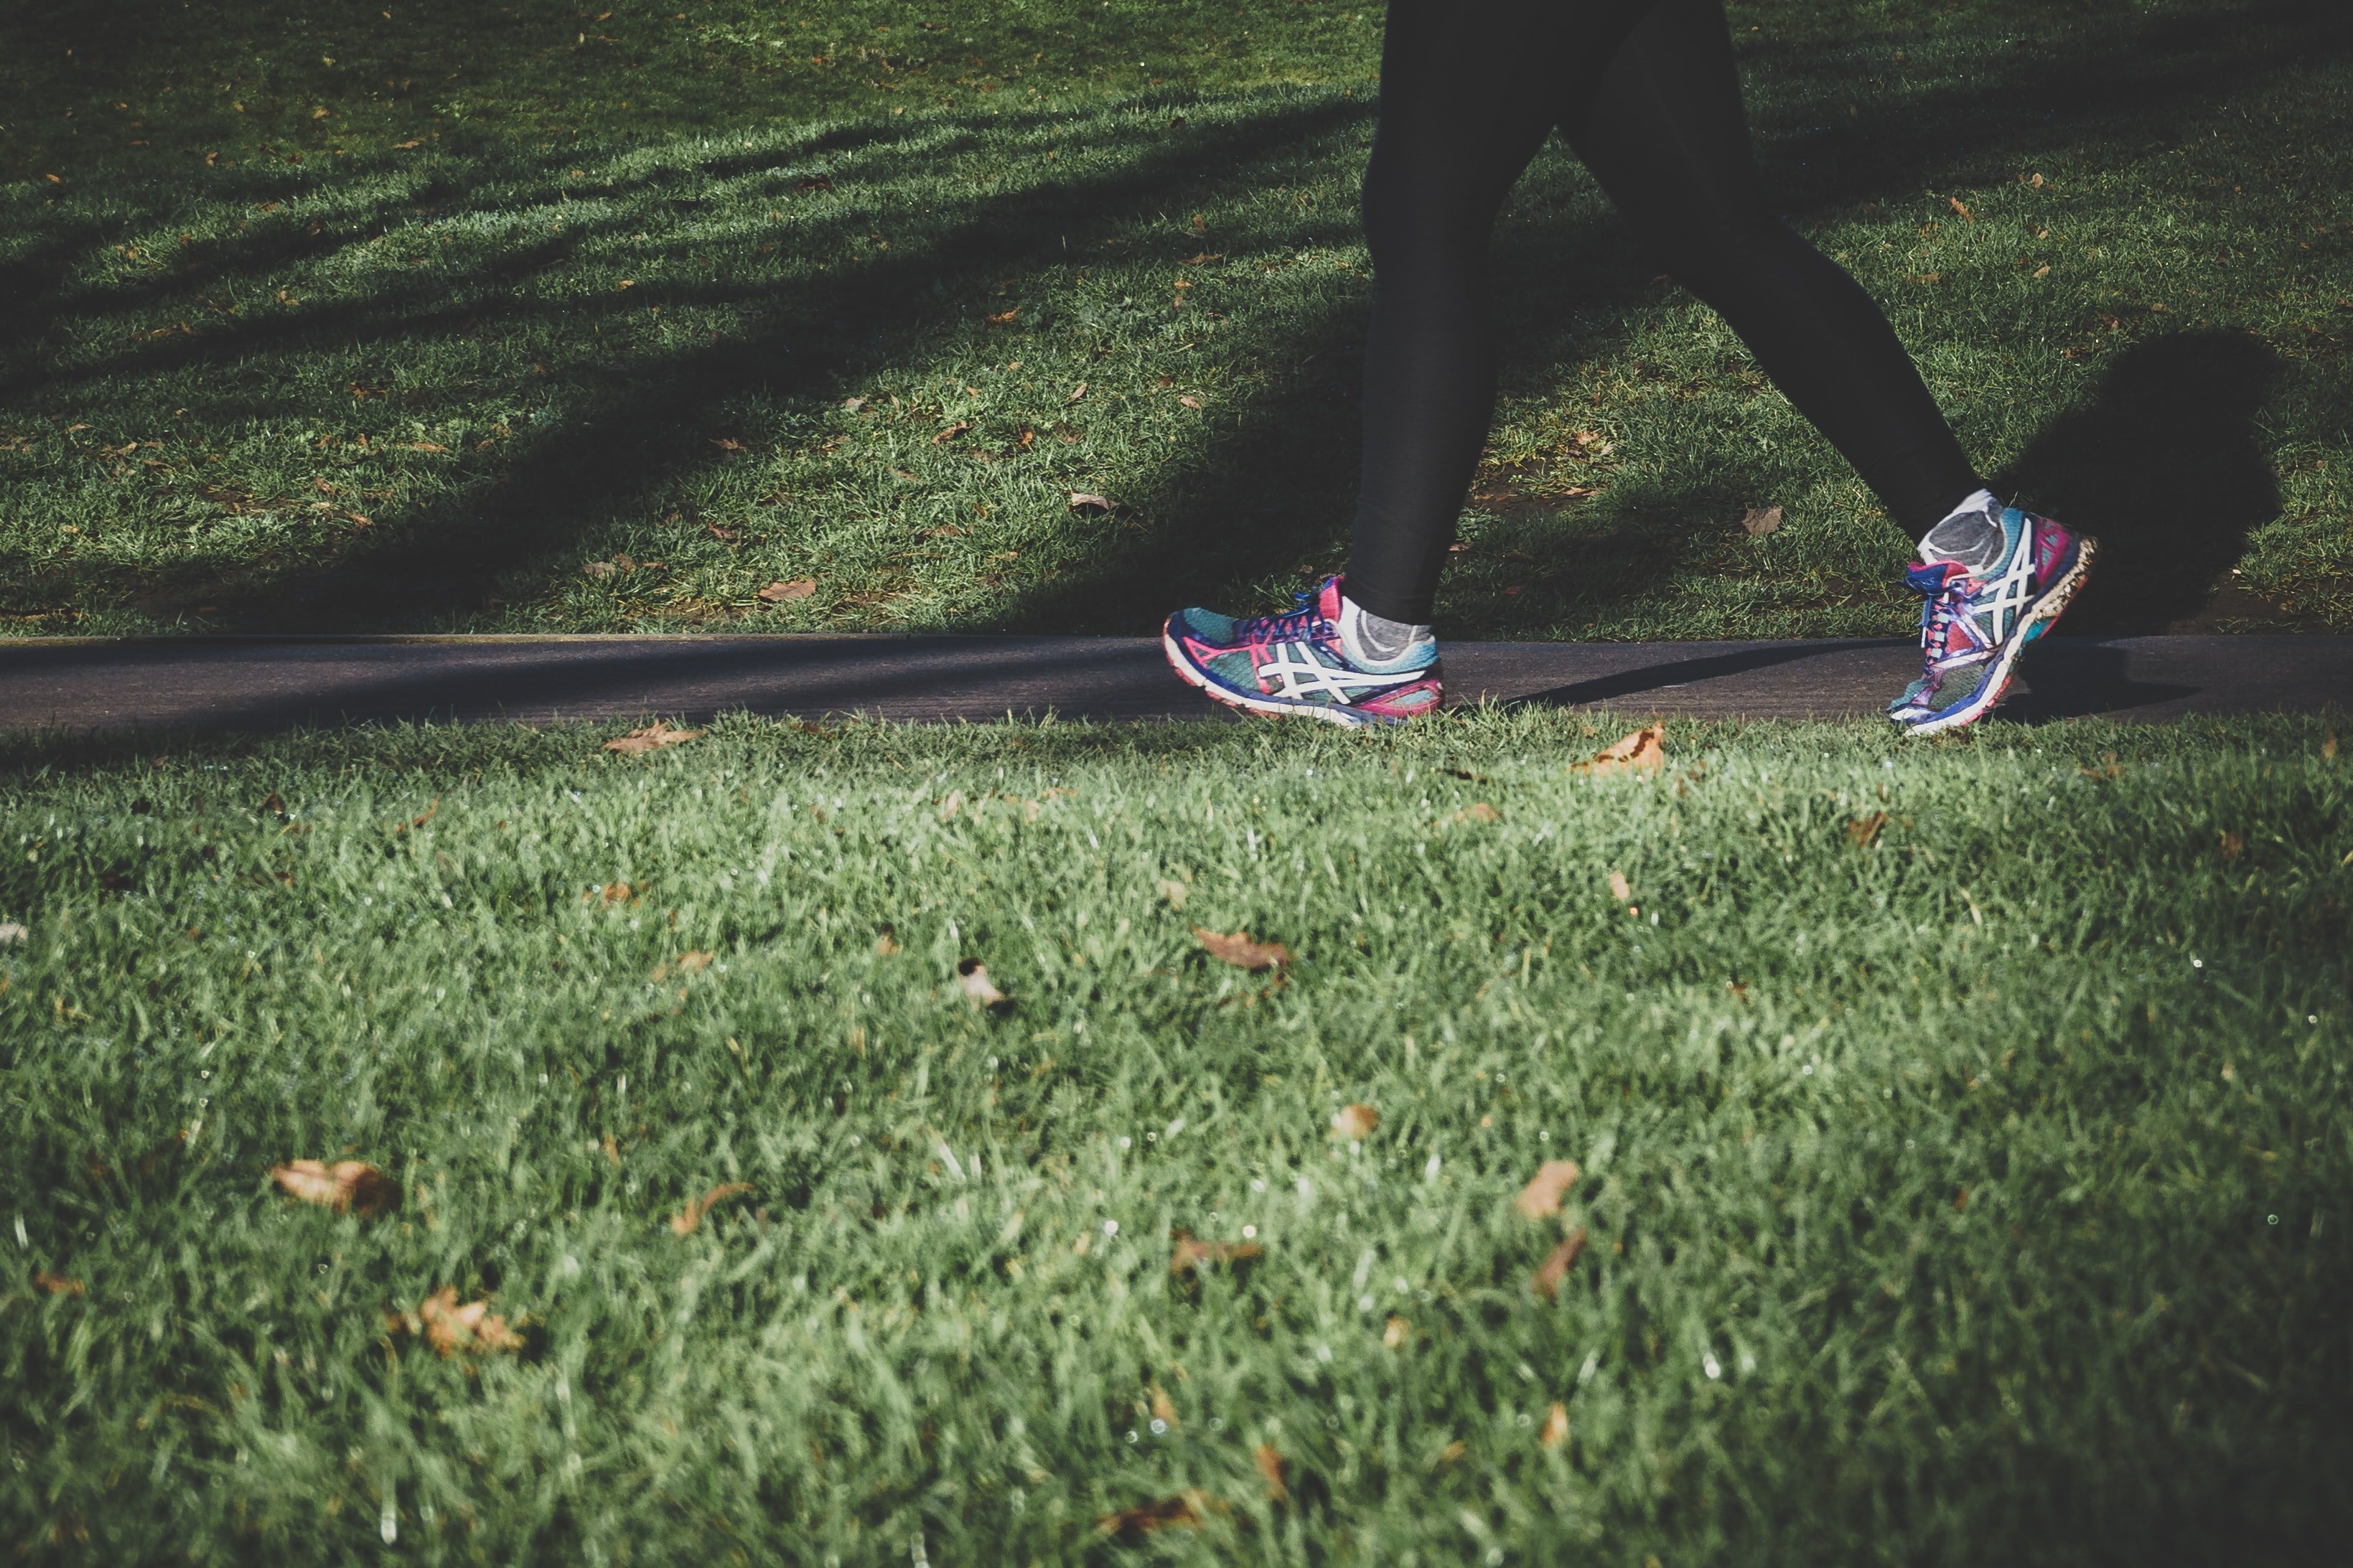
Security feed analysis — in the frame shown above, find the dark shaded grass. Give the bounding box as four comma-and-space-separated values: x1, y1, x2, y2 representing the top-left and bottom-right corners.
1, 0, 2349, 638
1, 711, 2348, 1562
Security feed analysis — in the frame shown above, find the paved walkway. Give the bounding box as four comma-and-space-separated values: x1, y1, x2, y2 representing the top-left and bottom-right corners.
0, 634, 2342, 731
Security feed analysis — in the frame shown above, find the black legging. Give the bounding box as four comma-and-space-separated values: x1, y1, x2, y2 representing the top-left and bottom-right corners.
1343, 0, 1984, 624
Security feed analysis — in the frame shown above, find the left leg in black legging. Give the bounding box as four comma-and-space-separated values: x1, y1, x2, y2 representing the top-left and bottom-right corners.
1568, 0, 1984, 538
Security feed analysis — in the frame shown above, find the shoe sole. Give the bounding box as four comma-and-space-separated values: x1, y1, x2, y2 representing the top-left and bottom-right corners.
1161, 626, 1420, 728
1901, 535, 2098, 738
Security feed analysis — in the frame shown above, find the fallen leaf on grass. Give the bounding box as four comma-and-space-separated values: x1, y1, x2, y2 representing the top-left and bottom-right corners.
2323, 732, 2338, 761
271, 1159, 401, 1217
958, 958, 1010, 1010
1255, 1443, 1288, 1501
932, 421, 970, 444
650, 950, 713, 981
1098, 1493, 1216, 1537
0, 921, 26, 946
1156, 878, 1189, 909
1530, 1226, 1589, 1300
589, 881, 634, 906
1329, 1103, 1378, 1141
34, 1269, 84, 1296
406, 1287, 523, 1356
1151, 1386, 1180, 1428
603, 722, 703, 755
1451, 802, 1499, 825
710, 436, 747, 453
670, 1181, 754, 1235
1178, 395, 1202, 409
875, 929, 900, 956
757, 578, 817, 604
1065, 382, 1087, 404
1740, 505, 1783, 537
1606, 870, 1632, 904
842, 395, 866, 412
1169, 1229, 1263, 1274
1949, 195, 1975, 222
937, 789, 964, 822
986, 307, 1019, 325
1513, 1160, 1581, 1221
1846, 812, 1888, 848
1539, 1402, 1568, 1447
1194, 928, 1288, 970
1573, 725, 1665, 777
2219, 830, 2244, 860
1067, 491, 1114, 514
583, 560, 617, 580
1384, 1315, 1411, 1348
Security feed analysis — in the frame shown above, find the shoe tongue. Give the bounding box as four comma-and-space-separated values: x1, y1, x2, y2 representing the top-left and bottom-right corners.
1315, 575, 1347, 622
1904, 560, 1968, 594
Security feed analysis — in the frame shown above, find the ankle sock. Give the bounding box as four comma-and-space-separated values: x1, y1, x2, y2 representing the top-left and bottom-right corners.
1917, 489, 2006, 572
1337, 592, 1435, 669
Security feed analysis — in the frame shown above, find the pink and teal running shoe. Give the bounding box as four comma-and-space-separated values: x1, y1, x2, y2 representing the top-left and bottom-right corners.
1164, 576, 1442, 727
1888, 504, 2097, 737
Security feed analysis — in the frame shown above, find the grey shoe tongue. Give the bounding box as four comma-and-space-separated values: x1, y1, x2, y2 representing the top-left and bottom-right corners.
1920, 504, 2006, 572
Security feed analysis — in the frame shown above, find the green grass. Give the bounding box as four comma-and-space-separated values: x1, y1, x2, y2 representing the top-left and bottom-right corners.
2, 0, 2349, 639
2, 711, 2349, 1562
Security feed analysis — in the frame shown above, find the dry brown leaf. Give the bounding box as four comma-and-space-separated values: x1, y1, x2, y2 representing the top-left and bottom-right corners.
1453, 801, 1500, 825
1097, 1493, 1205, 1537
932, 421, 970, 444
670, 1180, 754, 1235
1169, 1229, 1263, 1274
1067, 491, 1114, 514
1530, 1226, 1589, 1301
1740, 504, 1783, 537
1847, 812, 1888, 848
1607, 870, 1632, 904
34, 1269, 84, 1296
1151, 1386, 1179, 1429
986, 307, 1019, 325
1383, 1315, 1411, 1349
1156, 878, 1189, 909
710, 436, 747, 453
413, 1287, 523, 1356
757, 578, 817, 604
1065, 381, 1088, 404
1573, 725, 1666, 777
676, 950, 713, 973
1539, 1402, 1568, 1448
271, 1159, 401, 1217
1255, 1442, 1288, 1501
603, 722, 703, 756
583, 559, 618, 580
591, 880, 634, 906
1950, 194, 1975, 222
958, 958, 1009, 1008
2322, 732, 2338, 761
1178, 395, 1202, 409
1194, 928, 1289, 971
1330, 1103, 1379, 1141
875, 929, 900, 956
2219, 830, 2245, 860
1513, 1160, 1582, 1221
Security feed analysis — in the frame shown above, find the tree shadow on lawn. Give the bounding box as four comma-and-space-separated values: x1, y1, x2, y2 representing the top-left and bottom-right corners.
0, 0, 2339, 637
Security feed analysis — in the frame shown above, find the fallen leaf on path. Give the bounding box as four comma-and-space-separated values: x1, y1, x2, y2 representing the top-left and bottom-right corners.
670, 1181, 754, 1235
34, 1269, 84, 1296
1846, 812, 1888, 848
1540, 1402, 1568, 1447
1573, 725, 1665, 777
757, 578, 817, 604
1255, 1443, 1288, 1501
1194, 928, 1288, 970
958, 958, 1009, 1009
1169, 1229, 1263, 1274
932, 421, 970, 443
1067, 491, 1114, 514
1384, 1315, 1411, 1348
603, 722, 703, 756
410, 1287, 523, 1356
1740, 505, 1783, 537
1530, 1226, 1589, 1300
1607, 870, 1632, 904
1330, 1103, 1378, 1141
271, 1159, 401, 1217
1098, 1493, 1211, 1537
1514, 1160, 1581, 1221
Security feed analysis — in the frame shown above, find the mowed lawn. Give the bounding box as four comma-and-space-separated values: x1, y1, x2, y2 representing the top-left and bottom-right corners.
2, 0, 2350, 640
1, 713, 2348, 1561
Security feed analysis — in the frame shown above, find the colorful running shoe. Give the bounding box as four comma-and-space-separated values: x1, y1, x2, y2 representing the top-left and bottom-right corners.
1887, 505, 2097, 736
1164, 576, 1442, 727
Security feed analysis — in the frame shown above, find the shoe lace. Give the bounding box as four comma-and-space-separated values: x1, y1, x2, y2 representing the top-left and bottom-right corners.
1235, 588, 1326, 647
1918, 573, 1975, 667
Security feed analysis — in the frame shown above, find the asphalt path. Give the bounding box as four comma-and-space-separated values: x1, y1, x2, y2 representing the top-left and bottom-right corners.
0, 634, 2342, 733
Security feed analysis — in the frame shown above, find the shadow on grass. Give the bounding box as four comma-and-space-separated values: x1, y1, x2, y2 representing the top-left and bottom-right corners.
0, 0, 2342, 636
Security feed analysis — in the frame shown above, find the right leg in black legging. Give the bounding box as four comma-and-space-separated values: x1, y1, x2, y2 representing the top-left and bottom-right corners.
1569, 0, 1983, 541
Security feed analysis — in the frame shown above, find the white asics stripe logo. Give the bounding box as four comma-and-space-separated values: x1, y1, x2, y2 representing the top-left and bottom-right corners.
1258, 642, 1421, 703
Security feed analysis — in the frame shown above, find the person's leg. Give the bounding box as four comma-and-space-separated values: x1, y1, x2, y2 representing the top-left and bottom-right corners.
1566, 0, 2094, 736
1340, 0, 1655, 632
